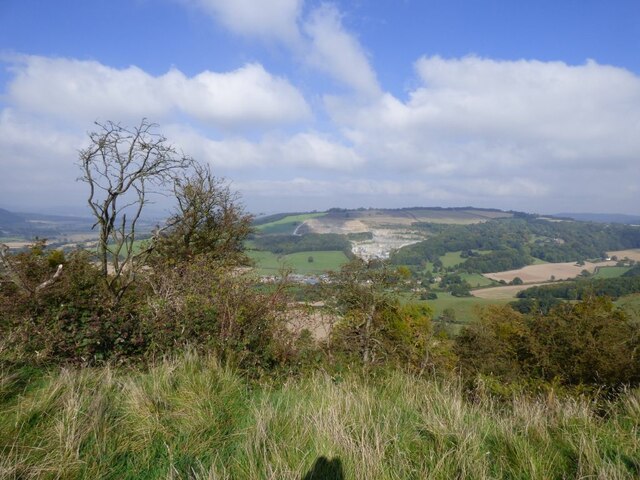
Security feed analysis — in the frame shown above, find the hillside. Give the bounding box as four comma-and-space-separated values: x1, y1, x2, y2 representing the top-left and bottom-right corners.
0, 207, 160, 246
554, 212, 640, 224
249, 207, 515, 271
2, 353, 639, 479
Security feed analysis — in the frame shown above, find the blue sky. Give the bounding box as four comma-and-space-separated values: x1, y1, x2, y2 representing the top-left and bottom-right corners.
1, 0, 639, 215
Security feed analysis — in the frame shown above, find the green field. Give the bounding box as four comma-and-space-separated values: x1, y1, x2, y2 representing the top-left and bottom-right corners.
256, 213, 326, 235
530, 257, 549, 265
592, 266, 631, 279
459, 272, 496, 288
248, 249, 348, 275
421, 292, 511, 325
440, 251, 465, 268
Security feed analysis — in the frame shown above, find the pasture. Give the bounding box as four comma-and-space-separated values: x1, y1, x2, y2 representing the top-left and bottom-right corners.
248, 249, 348, 275
440, 251, 465, 268
592, 266, 631, 279
423, 291, 511, 324
256, 213, 326, 235
616, 293, 640, 321
459, 272, 496, 288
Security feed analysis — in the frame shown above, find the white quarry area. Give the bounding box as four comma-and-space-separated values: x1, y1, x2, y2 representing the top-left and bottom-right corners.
299, 216, 427, 260
351, 228, 425, 260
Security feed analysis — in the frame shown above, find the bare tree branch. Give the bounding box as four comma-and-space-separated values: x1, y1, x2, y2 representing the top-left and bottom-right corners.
78, 119, 192, 302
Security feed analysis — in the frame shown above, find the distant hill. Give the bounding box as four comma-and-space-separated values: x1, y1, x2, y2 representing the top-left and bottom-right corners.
554, 213, 640, 224
0, 207, 94, 240
0, 208, 27, 227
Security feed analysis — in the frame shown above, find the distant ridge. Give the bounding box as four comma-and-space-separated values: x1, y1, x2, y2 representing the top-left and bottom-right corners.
554, 213, 640, 225
0, 208, 27, 227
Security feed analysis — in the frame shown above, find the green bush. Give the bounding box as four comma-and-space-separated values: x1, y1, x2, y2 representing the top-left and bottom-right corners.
456, 297, 640, 388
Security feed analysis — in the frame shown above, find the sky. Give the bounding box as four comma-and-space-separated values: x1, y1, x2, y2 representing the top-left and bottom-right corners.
0, 0, 639, 216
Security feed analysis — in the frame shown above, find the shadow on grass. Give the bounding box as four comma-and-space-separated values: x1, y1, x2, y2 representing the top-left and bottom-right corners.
302, 456, 344, 480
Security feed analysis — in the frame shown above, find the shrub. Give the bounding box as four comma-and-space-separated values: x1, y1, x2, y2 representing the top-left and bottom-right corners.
456, 297, 640, 388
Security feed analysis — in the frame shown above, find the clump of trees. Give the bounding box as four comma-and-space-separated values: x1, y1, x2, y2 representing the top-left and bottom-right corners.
455, 296, 640, 388
0, 120, 285, 368
390, 217, 640, 271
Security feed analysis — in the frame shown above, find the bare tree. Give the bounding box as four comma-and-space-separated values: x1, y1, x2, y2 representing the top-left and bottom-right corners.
78, 119, 191, 301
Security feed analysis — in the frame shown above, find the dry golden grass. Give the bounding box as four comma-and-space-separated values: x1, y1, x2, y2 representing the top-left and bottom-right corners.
609, 249, 640, 262
484, 260, 616, 284
2, 352, 639, 479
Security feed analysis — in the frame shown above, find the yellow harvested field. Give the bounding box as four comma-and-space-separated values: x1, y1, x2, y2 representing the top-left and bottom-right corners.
609, 249, 640, 262
483, 260, 616, 284
472, 283, 553, 299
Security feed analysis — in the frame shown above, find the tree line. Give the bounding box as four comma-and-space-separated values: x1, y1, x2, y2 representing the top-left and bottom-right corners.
391, 217, 640, 272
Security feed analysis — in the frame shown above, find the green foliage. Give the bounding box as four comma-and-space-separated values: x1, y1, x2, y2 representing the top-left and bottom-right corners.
1, 246, 145, 363
151, 165, 253, 268
455, 306, 533, 381
456, 297, 640, 388
144, 257, 291, 373
462, 248, 531, 273
346, 231, 373, 241
439, 273, 472, 296
517, 275, 640, 301
327, 260, 451, 371
1, 244, 290, 369
391, 216, 640, 270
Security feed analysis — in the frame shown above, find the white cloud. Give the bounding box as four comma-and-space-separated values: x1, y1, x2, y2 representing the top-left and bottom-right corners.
0, 109, 85, 205
6, 55, 311, 128
166, 126, 364, 171
302, 4, 380, 96
326, 56, 640, 193
187, 0, 302, 42
185, 1, 380, 96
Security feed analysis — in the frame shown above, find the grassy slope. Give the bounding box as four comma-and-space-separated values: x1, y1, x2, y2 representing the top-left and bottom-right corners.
459, 272, 496, 288
592, 266, 632, 279
2, 353, 639, 479
255, 213, 326, 235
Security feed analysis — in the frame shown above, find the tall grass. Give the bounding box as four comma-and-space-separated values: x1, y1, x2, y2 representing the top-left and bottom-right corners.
1, 352, 639, 479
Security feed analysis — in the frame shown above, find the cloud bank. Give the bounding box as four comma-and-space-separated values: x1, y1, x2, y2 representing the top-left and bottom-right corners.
1, 1, 639, 215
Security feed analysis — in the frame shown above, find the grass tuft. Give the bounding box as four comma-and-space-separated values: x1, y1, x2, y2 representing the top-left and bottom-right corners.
2, 353, 639, 478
